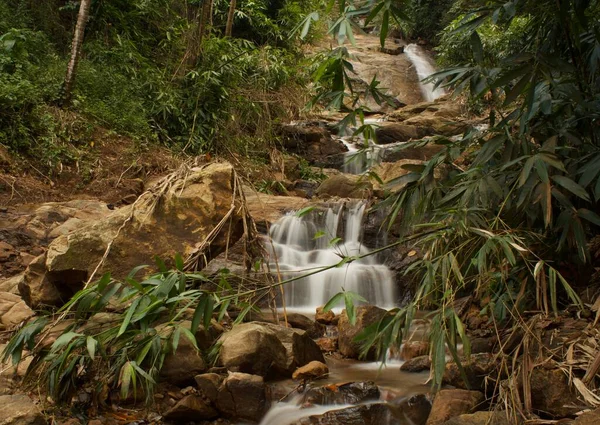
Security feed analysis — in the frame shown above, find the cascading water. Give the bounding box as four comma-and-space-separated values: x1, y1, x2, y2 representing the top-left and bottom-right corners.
404, 44, 446, 102
266, 200, 397, 312
339, 117, 386, 175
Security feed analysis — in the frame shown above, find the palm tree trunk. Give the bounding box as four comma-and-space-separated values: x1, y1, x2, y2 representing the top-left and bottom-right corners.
62, 0, 92, 106
225, 0, 236, 37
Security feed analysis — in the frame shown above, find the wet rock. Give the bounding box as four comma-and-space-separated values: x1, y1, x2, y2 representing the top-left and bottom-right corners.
216, 372, 267, 422
380, 46, 404, 55
279, 124, 347, 163
382, 143, 445, 163
163, 394, 218, 422
20, 163, 244, 309
303, 381, 380, 405
443, 353, 498, 391
315, 174, 373, 199
388, 394, 432, 425
316, 337, 338, 353
292, 361, 329, 381
0, 394, 46, 425
245, 191, 311, 227
315, 306, 336, 324
400, 340, 429, 361
403, 115, 467, 137
338, 305, 387, 360
529, 367, 583, 417
441, 411, 511, 425
376, 124, 430, 144
426, 389, 484, 425
400, 355, 431, 372
299, 403, 395, 425
217, 322, 324, 378
574, 408, 600, 424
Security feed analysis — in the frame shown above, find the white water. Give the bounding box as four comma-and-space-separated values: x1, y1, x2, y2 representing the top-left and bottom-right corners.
404, 44, 446, 102
266, 200, 397, 312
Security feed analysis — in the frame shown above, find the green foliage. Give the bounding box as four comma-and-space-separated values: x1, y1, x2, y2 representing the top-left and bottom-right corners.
2, 259, 236, 404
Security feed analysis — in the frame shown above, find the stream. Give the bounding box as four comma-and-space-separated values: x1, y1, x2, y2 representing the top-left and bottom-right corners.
257, 38, 444, 425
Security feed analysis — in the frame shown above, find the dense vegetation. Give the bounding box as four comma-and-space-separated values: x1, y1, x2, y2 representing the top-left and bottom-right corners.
0, 0, 313, 169
2, 0, 600, 420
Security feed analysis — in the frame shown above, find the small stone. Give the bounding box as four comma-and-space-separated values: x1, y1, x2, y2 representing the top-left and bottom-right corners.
316, 337, 338, 353
400, 340, 429, 360
400, 355, 431, 372
315, 306, 336, 324
292, 361, 329, 380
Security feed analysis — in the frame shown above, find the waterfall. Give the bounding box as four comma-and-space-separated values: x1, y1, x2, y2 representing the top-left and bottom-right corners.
404, 44, 445, 102
266, 201, 397, 312
339, 117, 386, 175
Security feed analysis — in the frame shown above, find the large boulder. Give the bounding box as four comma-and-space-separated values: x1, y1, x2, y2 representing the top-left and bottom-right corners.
376, 124, 431, 144
157, 322, 210, 386
528, 367, 583, 417
426, 389, 484, 425
279, 123, 347, 163
443, 353, 499, 391
338, 305, 387, 360
20, 162, 244, 309
0, 394, 46, 425
216, 372, 267, 422
217, 322, 324, 378
315, 174, 373, 199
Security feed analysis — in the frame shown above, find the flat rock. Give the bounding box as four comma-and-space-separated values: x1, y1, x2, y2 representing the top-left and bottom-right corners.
163, 394, 218, 422
0, 394, 46, 425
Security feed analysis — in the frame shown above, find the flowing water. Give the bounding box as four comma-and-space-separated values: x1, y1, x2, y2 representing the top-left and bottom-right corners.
404, 44, 446, 102
258, 38, 449, 425
266, 200, 397, 313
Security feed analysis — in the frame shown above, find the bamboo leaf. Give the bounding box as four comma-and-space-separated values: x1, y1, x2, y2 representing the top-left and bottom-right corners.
552, 175, 591, 202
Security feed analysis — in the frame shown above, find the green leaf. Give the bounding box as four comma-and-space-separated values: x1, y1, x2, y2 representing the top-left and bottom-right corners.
313, 230, 326, 240
51, 332, 82, 352
344, 292, 356, 325
551, 175, 591, 202
86, 336, 97, 361
323, 292, 344, 312
295, 206, 314, 217
470, 31, 483, 63
179, 326, 199, 350
578, 208, 600, 226
118, 297, 141, 337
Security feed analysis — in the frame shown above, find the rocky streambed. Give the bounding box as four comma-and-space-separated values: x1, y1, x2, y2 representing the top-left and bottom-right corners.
1, 32, 599, 425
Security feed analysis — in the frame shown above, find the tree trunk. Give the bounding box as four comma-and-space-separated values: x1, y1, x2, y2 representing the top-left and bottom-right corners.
62, 0, 92, 106
225, 0, 236, 37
